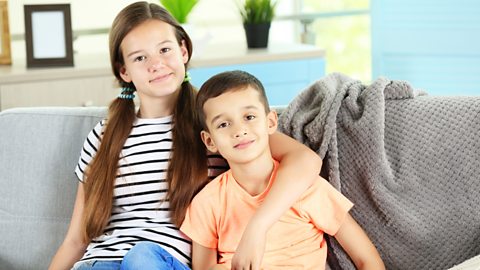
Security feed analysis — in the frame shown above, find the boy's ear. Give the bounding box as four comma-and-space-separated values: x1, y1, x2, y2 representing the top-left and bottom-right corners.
200, 130, 218, 153
267, 110, 278, 134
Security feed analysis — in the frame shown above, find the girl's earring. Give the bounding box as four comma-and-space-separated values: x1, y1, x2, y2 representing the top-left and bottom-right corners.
183, 72, 191, 83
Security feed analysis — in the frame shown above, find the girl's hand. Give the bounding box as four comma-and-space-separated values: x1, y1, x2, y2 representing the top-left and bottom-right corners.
231, 222, 266, 270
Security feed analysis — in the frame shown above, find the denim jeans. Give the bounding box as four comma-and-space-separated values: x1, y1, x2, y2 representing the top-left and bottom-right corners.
72, 242, 190, 270
73, 260, 122, 270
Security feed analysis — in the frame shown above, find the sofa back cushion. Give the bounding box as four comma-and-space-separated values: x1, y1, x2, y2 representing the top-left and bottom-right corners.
0, 107, 106, 270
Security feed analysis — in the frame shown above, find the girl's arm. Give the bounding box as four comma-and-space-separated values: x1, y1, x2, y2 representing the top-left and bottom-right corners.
231, 131, 322, 269
334, 214, 385, 270
48, 183, 89, 270
192, 242, 222, 270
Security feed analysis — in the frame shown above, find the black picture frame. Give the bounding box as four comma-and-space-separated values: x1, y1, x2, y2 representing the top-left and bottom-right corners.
24, 4, 74, 68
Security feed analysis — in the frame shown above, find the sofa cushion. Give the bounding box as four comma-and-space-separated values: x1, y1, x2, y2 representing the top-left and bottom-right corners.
0, 107, 106, 270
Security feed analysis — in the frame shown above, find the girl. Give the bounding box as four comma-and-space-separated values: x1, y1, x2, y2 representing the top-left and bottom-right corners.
48, 2, 321, 270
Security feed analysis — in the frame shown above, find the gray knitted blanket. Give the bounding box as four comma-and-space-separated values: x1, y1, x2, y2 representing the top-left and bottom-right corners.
278, 73, 480, 270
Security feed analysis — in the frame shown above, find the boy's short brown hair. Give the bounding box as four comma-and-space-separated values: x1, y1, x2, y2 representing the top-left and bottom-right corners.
196, 70, 270, 130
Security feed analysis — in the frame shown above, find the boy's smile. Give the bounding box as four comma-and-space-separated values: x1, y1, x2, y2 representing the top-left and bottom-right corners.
234, 139, 255, 149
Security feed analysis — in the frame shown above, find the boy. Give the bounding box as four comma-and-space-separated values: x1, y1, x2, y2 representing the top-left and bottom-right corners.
181, 70, 385, 270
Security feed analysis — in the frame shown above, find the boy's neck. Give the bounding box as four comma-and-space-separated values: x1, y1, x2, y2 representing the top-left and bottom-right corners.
229, 152, 275, 197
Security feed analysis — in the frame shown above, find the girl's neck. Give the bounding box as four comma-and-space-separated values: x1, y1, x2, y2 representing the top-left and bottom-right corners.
137, 95, 176, 119
230, 153, 275, 197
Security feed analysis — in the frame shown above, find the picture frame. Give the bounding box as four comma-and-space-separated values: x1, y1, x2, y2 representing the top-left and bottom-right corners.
0, 0, 11, 65
24, 4, 74, 68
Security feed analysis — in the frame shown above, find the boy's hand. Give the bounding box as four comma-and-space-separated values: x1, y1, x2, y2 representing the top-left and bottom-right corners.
231, 223, 266, 270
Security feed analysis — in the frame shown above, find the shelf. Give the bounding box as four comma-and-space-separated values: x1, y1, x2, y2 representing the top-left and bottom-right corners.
0, 43, 324, 85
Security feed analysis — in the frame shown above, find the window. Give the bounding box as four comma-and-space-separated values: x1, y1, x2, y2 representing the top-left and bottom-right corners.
300, 0, 370, 82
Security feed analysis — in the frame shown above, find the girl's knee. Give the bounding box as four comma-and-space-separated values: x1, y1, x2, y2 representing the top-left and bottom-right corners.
121, 242, 170, 270
122, 242, 154, 269
127, 242, 158, 257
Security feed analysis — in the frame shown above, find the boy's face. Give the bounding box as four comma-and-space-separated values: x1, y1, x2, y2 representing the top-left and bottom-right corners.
200, 86, 278, 165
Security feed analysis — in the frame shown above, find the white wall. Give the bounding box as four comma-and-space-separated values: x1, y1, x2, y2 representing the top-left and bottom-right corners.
8, 0, 296, 61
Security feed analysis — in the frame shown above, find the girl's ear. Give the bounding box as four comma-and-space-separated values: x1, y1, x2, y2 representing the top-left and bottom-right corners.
200, 130, 218, 153
267, 110, 278, 135
180, 40, 189, 64
119, 66, 132, 83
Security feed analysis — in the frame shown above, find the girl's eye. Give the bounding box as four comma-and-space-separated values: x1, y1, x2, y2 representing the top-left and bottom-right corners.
246, 115, 256, 121
160, 47, 171, 54
134, 55, 146, 62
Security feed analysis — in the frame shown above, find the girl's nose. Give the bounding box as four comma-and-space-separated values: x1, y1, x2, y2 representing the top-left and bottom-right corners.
148, 56, 164, 72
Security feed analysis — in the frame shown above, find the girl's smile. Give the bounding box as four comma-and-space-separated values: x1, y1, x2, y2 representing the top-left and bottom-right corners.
149, 73, 174, 84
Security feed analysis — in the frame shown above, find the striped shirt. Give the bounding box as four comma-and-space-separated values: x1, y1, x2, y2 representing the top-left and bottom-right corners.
74, 115, 227, 266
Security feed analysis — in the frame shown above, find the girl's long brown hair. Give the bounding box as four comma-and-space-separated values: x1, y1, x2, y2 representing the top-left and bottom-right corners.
81, 1, 208, 242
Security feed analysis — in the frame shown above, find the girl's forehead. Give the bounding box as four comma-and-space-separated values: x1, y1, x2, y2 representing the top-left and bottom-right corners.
121, 19, 177, 52
127, 19, 176, 40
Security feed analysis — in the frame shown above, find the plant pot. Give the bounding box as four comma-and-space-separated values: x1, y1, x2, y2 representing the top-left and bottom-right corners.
243, 23, 271, 48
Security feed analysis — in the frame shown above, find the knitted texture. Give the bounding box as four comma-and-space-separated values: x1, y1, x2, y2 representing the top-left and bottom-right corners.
278, 73, 480, 270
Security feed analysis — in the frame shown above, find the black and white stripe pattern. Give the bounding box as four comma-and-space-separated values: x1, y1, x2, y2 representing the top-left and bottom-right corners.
74, 116, 228, 265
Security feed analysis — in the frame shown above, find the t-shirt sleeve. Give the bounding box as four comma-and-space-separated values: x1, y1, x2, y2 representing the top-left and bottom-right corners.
74, 120, 104, 182
301, 177, 354, 236
180, 187, 219, 249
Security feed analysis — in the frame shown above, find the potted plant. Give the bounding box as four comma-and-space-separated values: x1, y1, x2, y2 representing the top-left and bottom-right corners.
239, 0, 277, 48
160, 0, 199, 24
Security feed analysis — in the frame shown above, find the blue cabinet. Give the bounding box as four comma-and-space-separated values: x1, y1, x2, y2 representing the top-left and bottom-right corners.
188, 44, 325, 106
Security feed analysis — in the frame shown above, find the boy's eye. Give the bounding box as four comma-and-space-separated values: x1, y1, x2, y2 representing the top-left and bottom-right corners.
134, 55, 146, 62
245, 115, 256, 120
217, 122, 229, 129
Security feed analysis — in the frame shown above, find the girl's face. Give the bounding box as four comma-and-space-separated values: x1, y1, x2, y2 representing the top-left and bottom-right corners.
119, 19, 188, 108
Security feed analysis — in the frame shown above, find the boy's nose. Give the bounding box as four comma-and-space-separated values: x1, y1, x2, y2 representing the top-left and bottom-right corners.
234, 127, 248, 138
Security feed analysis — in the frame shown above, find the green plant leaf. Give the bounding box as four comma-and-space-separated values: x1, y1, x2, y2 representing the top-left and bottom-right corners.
239, 0, 277, 24
160, 0, 199, 24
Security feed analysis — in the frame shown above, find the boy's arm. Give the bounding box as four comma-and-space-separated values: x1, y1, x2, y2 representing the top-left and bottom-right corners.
232, 131, 322, 269
334, 214, 386, 270
192, 242, 223, 270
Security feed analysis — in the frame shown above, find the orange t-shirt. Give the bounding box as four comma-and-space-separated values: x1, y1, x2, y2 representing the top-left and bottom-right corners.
181, 160, 353, 270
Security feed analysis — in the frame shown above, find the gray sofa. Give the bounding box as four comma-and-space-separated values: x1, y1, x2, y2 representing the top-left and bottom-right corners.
0, 107, 106, 270
1, 96, 479, 269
